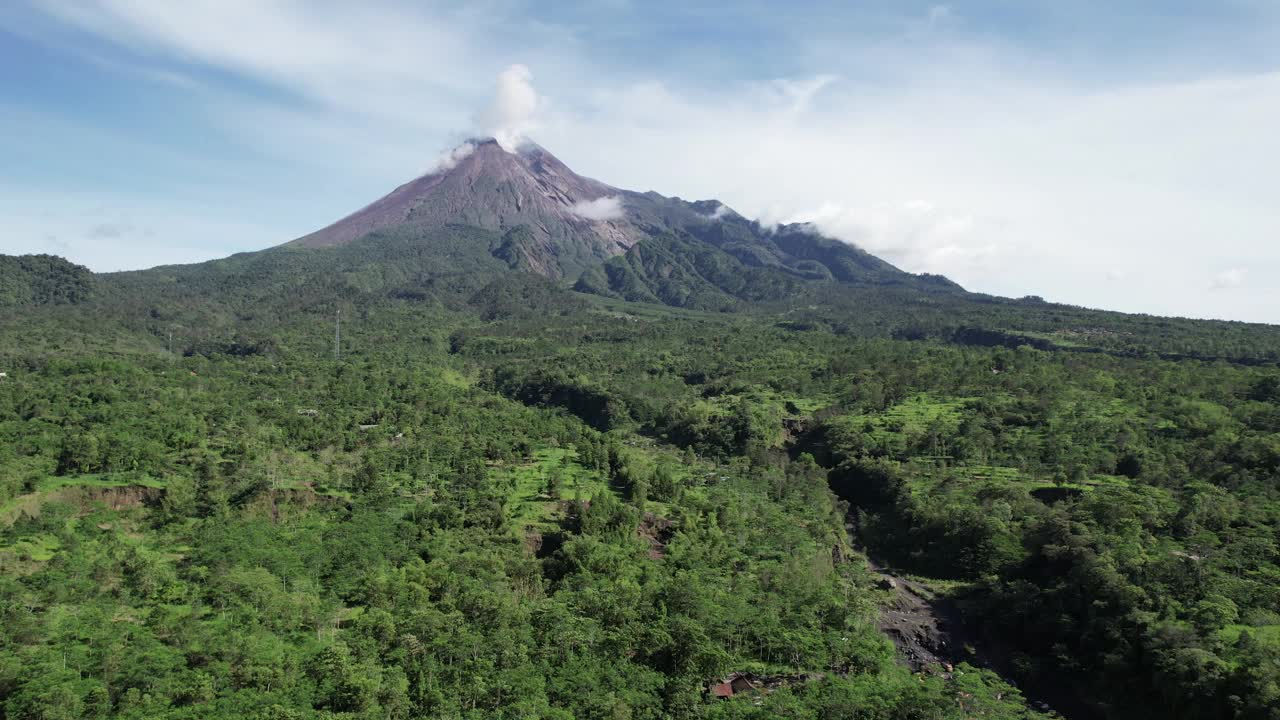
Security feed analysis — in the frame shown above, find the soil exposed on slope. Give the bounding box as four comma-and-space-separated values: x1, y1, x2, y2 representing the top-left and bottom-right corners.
866, 554, 1086, 719
870, 559, 966, 672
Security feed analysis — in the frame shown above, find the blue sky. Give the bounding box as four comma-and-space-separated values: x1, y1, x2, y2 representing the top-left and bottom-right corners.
1, 1, 1278, 322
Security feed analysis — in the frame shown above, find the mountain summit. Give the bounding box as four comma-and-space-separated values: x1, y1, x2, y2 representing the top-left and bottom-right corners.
293, 139, 647, 278
287, 138, 958, 302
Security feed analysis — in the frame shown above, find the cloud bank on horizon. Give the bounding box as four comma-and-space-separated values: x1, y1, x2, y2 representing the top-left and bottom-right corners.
0, 0, 1277, 323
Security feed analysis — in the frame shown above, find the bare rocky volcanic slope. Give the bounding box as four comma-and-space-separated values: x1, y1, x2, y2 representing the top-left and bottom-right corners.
285, 137, 955, 297
291, 139, 652, 278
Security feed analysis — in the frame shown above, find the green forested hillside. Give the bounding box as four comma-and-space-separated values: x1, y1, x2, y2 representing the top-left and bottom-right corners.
0, 255, 95, 307
572, 225, 955, 311
0, 235, 1278, 719
449, 300, 1280, 719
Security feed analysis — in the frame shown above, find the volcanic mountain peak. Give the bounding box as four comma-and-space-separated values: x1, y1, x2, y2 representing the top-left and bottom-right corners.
431, 138, 614, 199
291, 138, 646, 277
285, 137, 951, 297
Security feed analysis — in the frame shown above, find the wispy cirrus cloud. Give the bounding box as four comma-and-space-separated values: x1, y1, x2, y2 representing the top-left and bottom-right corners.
30, 0, 475, 116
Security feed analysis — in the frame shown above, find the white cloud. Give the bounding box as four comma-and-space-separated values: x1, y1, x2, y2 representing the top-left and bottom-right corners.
569, 196, 624, 221
709, 203, 734, 220
532, 68, 1280, 321
430, 141, 475, 173
477, 64, 540, 152
770, 74, 839, 114
1210, 268, 1246, 290
786, 200, 996, 274
29, 0, 478, 126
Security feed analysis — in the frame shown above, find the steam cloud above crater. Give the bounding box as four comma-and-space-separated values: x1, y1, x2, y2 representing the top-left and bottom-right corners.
477, 64, 539, 152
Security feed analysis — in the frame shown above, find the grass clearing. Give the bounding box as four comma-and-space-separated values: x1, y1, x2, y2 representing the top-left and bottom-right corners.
494, 447, 613, 532
1220, 624, 1280, 648
910, 463, 1131, 498
827, 394, 975, 459
1, 473, 168, 526
438, 367, 473, 388
7, 533, 62, 562
786, 394, 835, 414
835, 394, 973, 441
40, 473, 167, 491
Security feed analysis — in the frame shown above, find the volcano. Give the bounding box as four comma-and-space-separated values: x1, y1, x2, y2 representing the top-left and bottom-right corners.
284, 138, 959, 302
292, 139, 653, 278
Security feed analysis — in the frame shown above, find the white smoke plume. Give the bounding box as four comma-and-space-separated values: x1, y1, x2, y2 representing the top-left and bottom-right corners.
478, 64, 539, 152
569, 196, 624, 221
429, 141, 475, 172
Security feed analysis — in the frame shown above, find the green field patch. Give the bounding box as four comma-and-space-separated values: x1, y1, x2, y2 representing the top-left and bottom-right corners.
1219, 624, 1280, 648
827, 394, 974, 459
438, 367, 473, 389
910, 464, 1130, 497
1027, 473, 1130, 494
1013, 329, 1089, 349
40, 473, 167, 491
1057, 393, 1140, 421
880, 395, 973, 432
1084, 474, 1131, 489
494, 447, 614, 532
5, 533, 62, 562
952, 465, 1023, 483
1, 473, 168, 526
785, 394, 835, 415
845, 394, 973, 436
692, 383, 834, 420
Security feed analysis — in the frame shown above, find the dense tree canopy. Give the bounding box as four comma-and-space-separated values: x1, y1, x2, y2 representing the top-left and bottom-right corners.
1, 237, 1278, 719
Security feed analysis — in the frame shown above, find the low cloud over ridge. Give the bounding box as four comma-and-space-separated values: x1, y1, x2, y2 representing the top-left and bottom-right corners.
569, 196, 624, 221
